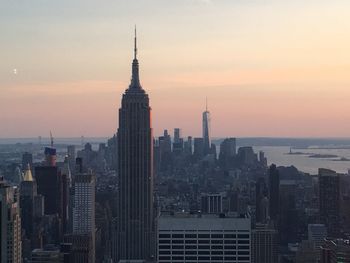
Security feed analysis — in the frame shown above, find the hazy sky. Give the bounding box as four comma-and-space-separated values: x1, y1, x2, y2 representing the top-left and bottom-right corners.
1, 0, 350, 138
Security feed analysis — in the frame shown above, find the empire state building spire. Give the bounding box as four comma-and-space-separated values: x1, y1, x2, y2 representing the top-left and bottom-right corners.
129, 26, 142, 91
134, 26, 137, 60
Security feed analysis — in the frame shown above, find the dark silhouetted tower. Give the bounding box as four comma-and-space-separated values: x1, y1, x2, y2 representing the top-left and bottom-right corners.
115, 29, 155, 262
268, 164, 279, 221
319, 168, 340, 237
202, 99, 211, 155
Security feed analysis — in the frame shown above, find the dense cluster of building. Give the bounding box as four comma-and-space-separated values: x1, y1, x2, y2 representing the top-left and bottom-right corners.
1, 33, 350, 263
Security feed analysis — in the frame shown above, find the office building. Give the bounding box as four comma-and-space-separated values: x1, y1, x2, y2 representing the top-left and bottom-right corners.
174, 128, 182, 143
237, 147, 257, 166
252, 224, 278, 263
20, 165, 37, 260
320, 239, 350, 263
72, 172, 96, 262
255, 177, 269, 224
308, 224, 327, 250
173, 128, 184, 155
295, 240, 319, 263
31, 245, 62, 263
202, 100, 211, 155
319, 169, 340, 237
219, 138, 236, 169
268, 164, 279, 221
35, 166, 62, 216
0, 178, 22, 263
158, 213, 251, 263
193, 138, 204, 159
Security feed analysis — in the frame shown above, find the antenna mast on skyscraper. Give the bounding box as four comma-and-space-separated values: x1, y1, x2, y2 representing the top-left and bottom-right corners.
134, 25, 137, 59
50, 131, 54, 147
206, 97, 208, 112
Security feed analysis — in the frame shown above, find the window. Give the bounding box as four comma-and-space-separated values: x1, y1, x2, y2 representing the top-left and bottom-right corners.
172, 256, 184, 260
211, 240, 223, 244
185, 246, 197, 250
198, 245, 210, 249
172, 245, 183, 249
159, 245, 170, 249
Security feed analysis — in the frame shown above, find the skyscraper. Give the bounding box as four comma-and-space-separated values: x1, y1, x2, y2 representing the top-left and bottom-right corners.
319, 168, 340, 237
0, 177, 22, 263
72, 172, 96, 263
73, 172, 95, 235
115, 29, 155, 262
268, 164, 280, 222
256, 177, 269, 224
202, 99, 211, 155
252, 224, 278, 263
20, 165, 37, 260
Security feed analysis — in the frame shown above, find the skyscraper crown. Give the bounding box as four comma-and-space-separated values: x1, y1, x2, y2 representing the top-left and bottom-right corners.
127, 26, 144, 93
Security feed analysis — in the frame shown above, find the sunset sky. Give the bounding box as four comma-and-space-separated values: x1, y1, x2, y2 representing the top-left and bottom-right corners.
1, 0, 350, 138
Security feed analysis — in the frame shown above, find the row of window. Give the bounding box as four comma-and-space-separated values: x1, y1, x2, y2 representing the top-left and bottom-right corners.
158, 256, 250, 261
159, 250, 250, 255
159, 234, 250, 239
159, 245, 250, 250
159, 239, 250, 244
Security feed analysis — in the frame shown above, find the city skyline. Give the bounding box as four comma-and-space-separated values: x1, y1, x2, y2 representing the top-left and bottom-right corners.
1, 1, 350, 137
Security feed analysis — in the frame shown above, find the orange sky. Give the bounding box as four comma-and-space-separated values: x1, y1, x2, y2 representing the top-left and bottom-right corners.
1, 0, 350, 138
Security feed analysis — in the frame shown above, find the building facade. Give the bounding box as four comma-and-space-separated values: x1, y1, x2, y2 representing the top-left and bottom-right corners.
319, 169, 340, 237
0, 178, 22, 263
157, 213, 251, 263
252, 224, 278, 263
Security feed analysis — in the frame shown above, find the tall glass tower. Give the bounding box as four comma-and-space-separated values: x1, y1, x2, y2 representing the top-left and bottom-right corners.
115, 29, 155, 262
202, 99, 211, 155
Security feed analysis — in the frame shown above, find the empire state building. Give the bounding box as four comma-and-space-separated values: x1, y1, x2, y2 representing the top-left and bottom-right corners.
115, 30, 155, 262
